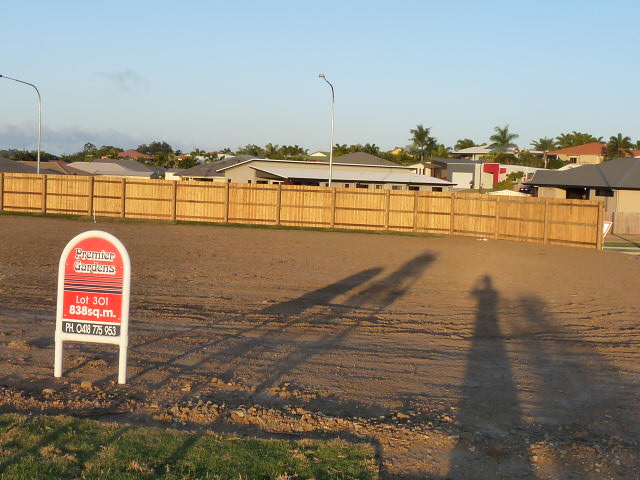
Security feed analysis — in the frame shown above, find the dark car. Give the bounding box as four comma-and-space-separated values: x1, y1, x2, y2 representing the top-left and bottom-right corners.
518, 184, 535, 195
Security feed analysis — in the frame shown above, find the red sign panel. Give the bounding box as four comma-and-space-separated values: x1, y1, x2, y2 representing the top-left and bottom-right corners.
61, 237, 125, 325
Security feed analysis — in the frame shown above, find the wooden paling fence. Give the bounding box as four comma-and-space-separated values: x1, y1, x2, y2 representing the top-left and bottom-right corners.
0, 173, 605, 249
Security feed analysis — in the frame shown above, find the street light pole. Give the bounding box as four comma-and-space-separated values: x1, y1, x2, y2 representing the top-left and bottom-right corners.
0, 74, 42, 174
318, 74, 334, 187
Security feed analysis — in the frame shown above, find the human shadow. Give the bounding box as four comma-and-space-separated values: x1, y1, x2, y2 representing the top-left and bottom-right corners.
447, 275, 535, 479
226, 252, 437, 394
127, 267, 384, 387
513, 294, 640, 476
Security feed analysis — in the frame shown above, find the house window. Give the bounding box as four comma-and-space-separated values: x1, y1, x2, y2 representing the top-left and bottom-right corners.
408, 186, 419, 191
569, 157, 578, 163
375, 184, 383, 190
343, 183, 350, 188
595, 188, 614, 197
256, 180, 268, 184
432, 187, 443, 192
356, 183, 369, 189
391, 185, 402, 190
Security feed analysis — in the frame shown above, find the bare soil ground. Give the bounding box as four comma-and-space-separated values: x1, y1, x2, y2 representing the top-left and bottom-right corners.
1, 215, 639, 479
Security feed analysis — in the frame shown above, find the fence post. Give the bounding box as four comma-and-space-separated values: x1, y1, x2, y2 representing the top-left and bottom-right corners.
275, 183, 282, 225
120, 178, 126, 218
494, 196, 500, 239
87, 176, 95, 216
41, 175, 47, 214
330, 187, 336, 228
0, 173, 4, 211
450, 192, 456, 235
543, 198, 550, 244
224, 182, 230, 223
596, 201, 605, 250
412, 191, 419, 232
384, 190, 391, 230
171, 181, 178, 221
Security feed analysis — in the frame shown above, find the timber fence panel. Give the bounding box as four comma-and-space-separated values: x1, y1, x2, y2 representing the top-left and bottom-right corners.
124, 178, 174, 220
45, 175, 91, 215
415, 192, 452, 233
388, 190, 416, 231
93, 177, 124, 217
496, 197, 546, 243
175, 181, 226, 222
452, 193, 497, 237
547, 199, 600, 248
334, 188, 386, 230
228, 183, 279, 225
280, 185, 333, 228
2, 173, 43, 212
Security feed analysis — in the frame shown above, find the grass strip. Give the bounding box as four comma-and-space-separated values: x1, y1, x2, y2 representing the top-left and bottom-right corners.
0, 414, 378, 480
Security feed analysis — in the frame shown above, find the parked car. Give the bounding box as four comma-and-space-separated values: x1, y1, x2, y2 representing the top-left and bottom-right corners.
518, 184, 535, 195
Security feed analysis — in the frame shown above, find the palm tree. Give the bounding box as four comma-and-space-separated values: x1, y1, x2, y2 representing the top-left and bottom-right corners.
530, 137, 557, 168
489, 125, 519, 152
263, 143, 280, 158
454, 138, 476, 151
431, 144, 452, 158
555, 131, 602, 149
409, 124, 437, 161
606, 133, 633, 160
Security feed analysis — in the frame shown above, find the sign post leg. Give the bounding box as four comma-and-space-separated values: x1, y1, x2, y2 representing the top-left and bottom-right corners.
54, 338, 63, 377
118, 343, 127, 384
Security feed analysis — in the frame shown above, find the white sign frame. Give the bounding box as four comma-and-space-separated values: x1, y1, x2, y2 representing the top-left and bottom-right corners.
54, 230, 131, 384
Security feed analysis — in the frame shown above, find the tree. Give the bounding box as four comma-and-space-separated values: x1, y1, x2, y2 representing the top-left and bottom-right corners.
137, 141, 173, 155
263, 143, 280, 158
606, 133, 633, 160
489, 125, 519, 152
236, 144, 264, 156
11, 150, 58, 162
409, 124, 437, 161
530, 137, 558, 168
555, 131, 602, 149
454, 138, 476, 151
431, 144, 452, 158
177, 156, 198, 169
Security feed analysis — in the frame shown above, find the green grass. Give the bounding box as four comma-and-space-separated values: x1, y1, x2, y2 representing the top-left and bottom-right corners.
604, 242, 640, 248
0, 414, 378, 480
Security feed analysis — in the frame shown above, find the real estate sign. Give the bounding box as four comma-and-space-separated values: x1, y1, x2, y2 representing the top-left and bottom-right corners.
54, 231, 131, 384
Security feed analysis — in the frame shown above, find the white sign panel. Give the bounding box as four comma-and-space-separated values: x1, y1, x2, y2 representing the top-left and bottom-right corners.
54, 230, 131, 384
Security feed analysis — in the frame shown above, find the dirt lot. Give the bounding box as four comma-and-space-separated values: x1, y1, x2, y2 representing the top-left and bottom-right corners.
1, 215, 639, 479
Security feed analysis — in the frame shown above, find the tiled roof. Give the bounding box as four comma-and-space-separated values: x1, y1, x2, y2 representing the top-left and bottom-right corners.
548, 142, 606, 156
529, 157, 640, 189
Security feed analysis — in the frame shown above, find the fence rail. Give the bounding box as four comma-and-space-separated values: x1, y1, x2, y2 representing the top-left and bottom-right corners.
0, 173, 605, 249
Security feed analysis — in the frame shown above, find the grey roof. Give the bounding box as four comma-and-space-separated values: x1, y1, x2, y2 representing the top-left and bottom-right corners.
95, 158, 162, 174
333, 152, 398, 166
68, 162, 159, 178
250, 164, 454, 185
0, 157, 39, 173
528, 157, 640, 189
430, 157, 484, 165
176, 156, 256, 178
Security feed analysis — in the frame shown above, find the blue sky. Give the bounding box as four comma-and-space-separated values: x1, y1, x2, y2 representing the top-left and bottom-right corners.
2, 0, 639, 155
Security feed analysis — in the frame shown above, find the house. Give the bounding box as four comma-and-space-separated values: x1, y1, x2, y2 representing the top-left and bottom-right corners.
215, 158, 453, 191
333, 152, 399, 167
0, 157, 45, 173
117, 149, 154, 161
69, 158, 162, 178
546, 142, 606, 165
451, 144, 517, 161
175, 156, 260, 182
17, 160, 91, 175
527, 157, 640, 233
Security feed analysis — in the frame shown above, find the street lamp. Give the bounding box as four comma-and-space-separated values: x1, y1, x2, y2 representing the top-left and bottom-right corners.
0, 74, 42, 174
318, 74, 334, 187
